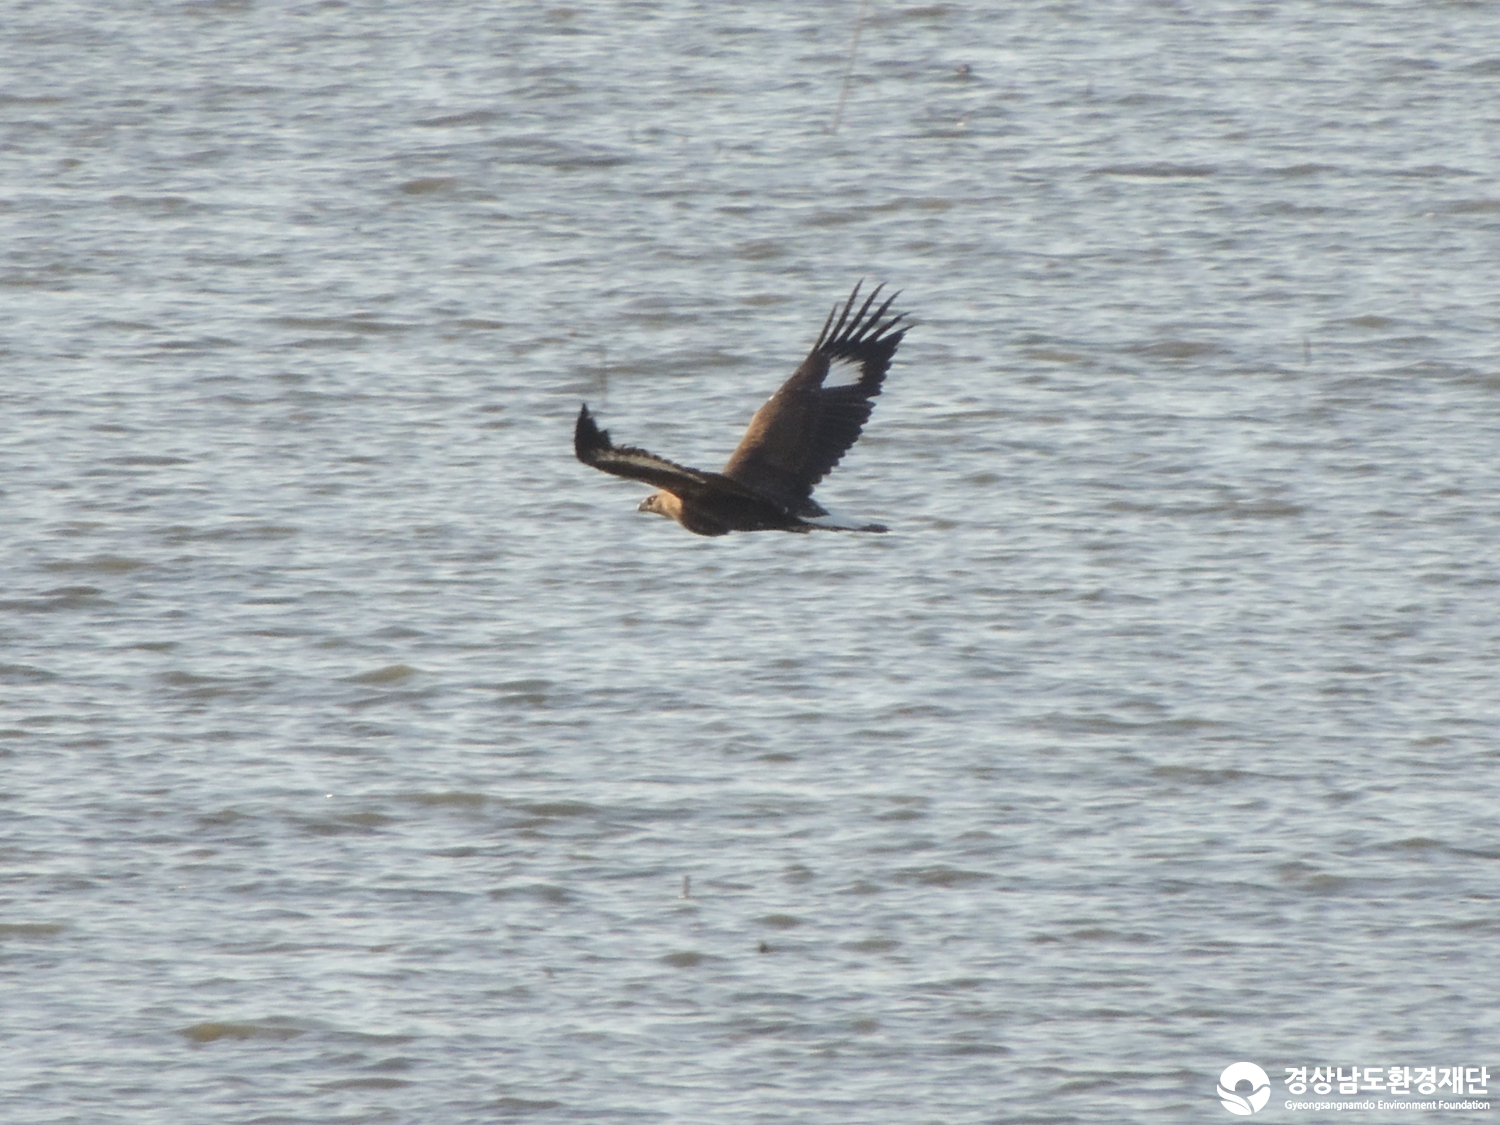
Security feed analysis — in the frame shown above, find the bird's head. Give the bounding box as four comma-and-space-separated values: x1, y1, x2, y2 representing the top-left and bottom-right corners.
637, 491, 681, 521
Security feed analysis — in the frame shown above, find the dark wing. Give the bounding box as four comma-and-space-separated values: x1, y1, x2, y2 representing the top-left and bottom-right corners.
574, 404, 765, 504
720, 281, 907, 512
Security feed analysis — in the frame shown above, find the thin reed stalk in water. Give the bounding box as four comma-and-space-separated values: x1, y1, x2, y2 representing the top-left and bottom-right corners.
829, 0, 869, 134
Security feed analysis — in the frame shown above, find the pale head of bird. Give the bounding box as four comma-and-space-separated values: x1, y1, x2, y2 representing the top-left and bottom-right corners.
636, 492, 684, 525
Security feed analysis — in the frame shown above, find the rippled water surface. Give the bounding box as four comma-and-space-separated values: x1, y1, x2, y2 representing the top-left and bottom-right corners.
4, 2, 1500, 1121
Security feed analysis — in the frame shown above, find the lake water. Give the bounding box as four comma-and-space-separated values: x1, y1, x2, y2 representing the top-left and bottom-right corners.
3, 1, 1499, 1122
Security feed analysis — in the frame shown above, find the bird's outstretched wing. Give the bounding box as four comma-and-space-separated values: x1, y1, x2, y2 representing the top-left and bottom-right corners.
574, 404, 765, 504
720, 281, 907, 512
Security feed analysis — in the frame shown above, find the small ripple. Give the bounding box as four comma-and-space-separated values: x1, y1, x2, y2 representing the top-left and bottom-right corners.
0, 922, 67, 939
178, 1021, 306, 1044
345, 664, 421, 685
39, 555, 148, 574
1091, 162, 1217, 178
0, 663, 60, 683
893, 866, 992, 888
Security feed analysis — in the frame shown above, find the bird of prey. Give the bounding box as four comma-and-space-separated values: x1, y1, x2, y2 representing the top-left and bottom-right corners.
574, 281, 907, 536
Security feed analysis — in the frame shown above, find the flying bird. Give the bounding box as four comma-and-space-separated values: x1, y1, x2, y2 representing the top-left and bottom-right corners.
574, 281, 908, 536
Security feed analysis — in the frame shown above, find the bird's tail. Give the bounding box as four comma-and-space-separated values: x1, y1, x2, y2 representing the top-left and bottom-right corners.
800, 509, 888, 533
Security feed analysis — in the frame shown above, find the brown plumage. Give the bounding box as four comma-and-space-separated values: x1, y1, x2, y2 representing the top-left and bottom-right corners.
574, 281, 908, 536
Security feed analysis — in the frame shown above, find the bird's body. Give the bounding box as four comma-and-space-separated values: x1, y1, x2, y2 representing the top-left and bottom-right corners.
574, 282, 907, 536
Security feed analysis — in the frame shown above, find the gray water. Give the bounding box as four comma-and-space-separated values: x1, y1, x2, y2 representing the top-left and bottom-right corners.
3, 2, 1499, 1122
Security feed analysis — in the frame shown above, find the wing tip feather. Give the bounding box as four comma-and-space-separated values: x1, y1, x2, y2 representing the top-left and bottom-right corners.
818, 281, 908, 356
575, 402, 612, 464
